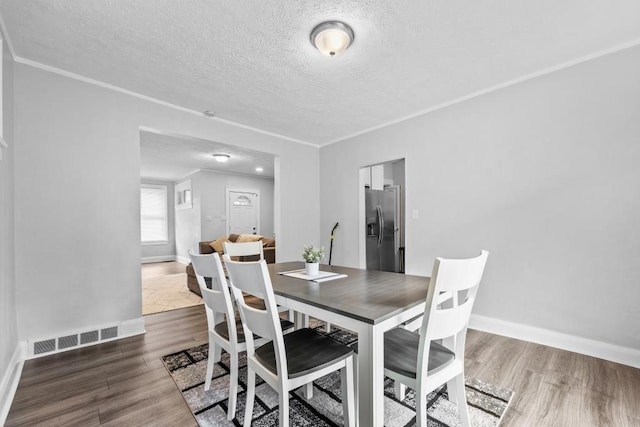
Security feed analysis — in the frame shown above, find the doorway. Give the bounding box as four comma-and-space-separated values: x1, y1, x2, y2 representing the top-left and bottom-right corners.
359, 159, 406, 272
139, 128, 276, 316
226, 189, 261, 235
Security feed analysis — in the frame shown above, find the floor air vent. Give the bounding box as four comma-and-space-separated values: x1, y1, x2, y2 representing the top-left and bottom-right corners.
101, 326, 118, 340
58, 334, 79, 349
33, 339, 56, 355
29, 323, 122, 358
81, 330, 99, 344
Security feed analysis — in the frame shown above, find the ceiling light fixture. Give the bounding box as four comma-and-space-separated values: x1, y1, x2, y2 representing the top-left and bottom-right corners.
255, 167, 263, 172
212, 153, 230, 163
310, 21, 354, 57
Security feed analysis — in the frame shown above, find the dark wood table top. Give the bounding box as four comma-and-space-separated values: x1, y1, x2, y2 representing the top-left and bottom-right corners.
268, 262, 430, 325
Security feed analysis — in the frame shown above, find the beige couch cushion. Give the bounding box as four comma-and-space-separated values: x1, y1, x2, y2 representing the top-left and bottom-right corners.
209, 235, 230, 253
262, 237, 276, 248
236, 234, 264, 243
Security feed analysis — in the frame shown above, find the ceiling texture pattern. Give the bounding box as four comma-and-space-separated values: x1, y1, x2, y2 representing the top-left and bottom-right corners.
139, 131, 275, 181
2, 0, 640, 145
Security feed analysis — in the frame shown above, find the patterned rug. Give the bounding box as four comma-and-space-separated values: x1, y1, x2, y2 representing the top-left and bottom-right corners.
162, 325, 513, 426
142, 272, 203, 315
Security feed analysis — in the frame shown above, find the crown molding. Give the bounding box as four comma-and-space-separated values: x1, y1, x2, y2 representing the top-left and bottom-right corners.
322, 38, 640, 147
0, 13, 16, 59
13, 57, 318, 148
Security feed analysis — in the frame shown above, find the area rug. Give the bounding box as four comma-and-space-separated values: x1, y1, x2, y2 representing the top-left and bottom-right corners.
142, 272, 203, 315
162, 326, 513, 427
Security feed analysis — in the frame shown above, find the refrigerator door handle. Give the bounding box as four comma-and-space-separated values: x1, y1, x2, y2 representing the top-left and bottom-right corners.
377, 205, 384, 247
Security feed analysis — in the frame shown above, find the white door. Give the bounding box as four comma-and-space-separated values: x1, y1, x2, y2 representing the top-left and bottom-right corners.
226, 189, 260, 235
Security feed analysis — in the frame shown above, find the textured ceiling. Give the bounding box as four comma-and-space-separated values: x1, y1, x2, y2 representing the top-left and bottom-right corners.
2, 1, 640, 145
139, 131, 275, 181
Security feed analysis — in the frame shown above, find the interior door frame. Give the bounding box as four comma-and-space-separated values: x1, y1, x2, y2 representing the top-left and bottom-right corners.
359, 159, 405, 270
225, 188, 261, 236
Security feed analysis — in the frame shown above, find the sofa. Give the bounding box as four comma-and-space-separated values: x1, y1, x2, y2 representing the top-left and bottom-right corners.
186, 233, 276, 296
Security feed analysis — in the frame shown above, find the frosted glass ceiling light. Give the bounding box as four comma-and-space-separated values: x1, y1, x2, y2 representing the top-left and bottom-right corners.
213, 153, 230, 163
310, 21, 354, 57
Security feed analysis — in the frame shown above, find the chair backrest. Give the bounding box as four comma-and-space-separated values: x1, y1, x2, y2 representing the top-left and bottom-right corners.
223, 241, 264, 260
189, 251, 238, 339
418, 250, 489, 368
224, 258, 289, 377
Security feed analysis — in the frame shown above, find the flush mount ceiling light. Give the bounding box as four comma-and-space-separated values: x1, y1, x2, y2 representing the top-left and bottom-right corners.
212, 153, 230, 163
255, 167, 264, 172
310, 21, 354, 57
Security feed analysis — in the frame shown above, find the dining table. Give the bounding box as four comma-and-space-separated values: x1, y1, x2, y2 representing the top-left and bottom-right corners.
268, 261, 431, 427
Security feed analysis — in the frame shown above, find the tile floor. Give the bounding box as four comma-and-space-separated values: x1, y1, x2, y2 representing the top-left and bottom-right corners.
142, 261, 203, 315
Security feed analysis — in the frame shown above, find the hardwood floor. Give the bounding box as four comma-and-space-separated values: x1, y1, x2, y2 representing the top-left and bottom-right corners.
465, 330, 640, 426
6, 306, 640, 426
141, 261, 185, 280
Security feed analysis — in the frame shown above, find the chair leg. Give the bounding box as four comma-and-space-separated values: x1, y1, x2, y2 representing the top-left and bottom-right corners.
243, 368, 256, 427
394, 381, 406, 401
302, 382, 314, 400
454, 374, 470, 427
341, 357, 355, 427
294, 311, 310, 329
352, 353, 358, 418
447, 378, 458, 404
212, 341, 222, 362
415, 384, 427, 427
204, 342, 218, 391
227, 349, 239, 420
279, 386, 290, 427
325, 321, 332, 332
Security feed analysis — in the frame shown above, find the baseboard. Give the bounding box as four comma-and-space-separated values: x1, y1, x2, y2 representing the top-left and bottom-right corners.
141, 255, 177, 264
0, 341, 26, 425
470, 314, 640, 369
175, 255, 190, 265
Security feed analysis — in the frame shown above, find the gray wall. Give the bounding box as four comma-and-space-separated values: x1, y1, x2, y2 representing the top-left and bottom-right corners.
320, 46, 640, 351
140, 179, 176, 261
0, 36, 17, 402
13, 62, 320, 341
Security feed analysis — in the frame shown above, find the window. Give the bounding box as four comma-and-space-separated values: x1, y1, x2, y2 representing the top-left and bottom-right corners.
175, 179, 192, 210
141, 185, 168, 243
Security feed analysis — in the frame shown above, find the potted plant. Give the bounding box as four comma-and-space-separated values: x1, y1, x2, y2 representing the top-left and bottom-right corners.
302, 245, 324, 276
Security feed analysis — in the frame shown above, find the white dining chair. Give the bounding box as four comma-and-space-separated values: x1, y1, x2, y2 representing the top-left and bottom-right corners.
223, 240, 295, 321
189, 251, 294, 420
223, 240, 265, 261
225, 258, 356, 427
384, 250, 489, 427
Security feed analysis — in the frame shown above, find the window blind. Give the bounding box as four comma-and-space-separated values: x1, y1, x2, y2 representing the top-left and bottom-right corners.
141, 185, 168, 242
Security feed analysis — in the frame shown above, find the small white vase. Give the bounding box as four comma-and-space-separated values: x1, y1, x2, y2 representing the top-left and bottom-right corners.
305, 262, 320, 276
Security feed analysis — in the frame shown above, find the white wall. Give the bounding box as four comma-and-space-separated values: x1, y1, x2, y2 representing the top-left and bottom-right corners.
140, 179, 176, 261
13, 63, 320, 342
320, 46, 640, 352
0, 36, 18, 413
175, 174, 202, 262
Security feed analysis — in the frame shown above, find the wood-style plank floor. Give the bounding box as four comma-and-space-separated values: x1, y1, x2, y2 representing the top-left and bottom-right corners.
7, 305, 640, 426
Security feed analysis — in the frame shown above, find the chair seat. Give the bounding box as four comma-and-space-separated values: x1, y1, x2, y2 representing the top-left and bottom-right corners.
244, 295, 266, 310
383, 328, 455, 379
255, 328, 353, 379
214, 318, 294, 342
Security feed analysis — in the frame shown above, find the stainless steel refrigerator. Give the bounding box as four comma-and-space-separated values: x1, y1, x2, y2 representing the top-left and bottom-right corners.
365, 188, 399, 272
